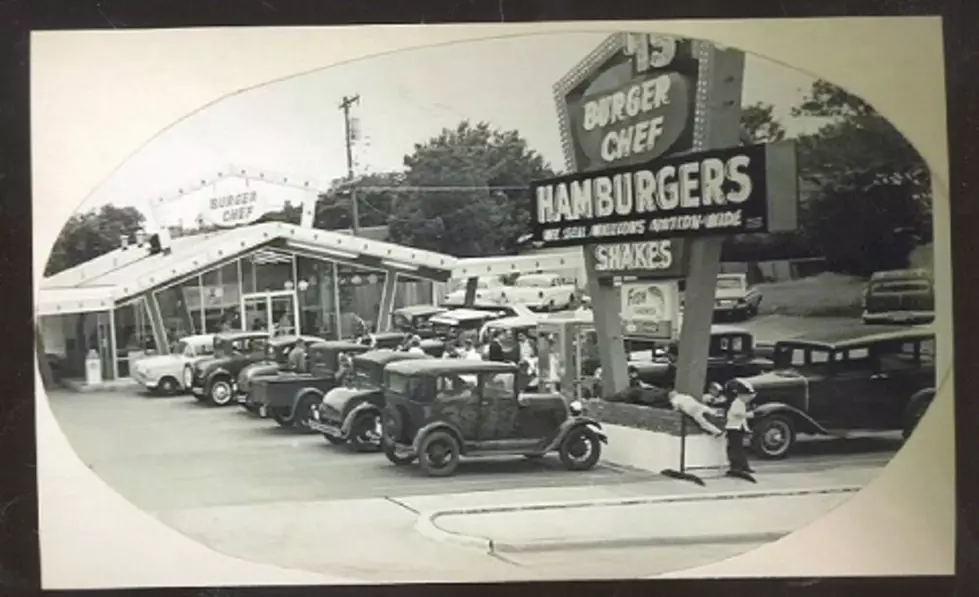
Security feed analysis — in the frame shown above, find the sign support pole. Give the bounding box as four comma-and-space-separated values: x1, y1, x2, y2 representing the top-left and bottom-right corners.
583, 251, 629, 396
661, 43, 746, 486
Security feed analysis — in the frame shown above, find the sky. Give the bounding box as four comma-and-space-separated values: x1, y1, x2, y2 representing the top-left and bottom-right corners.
79, 31, 832, 228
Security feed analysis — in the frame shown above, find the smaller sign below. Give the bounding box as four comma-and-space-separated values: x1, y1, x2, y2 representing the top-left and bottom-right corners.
200, 189, 266, 228
591, 238, 687, 279
620, 280, 680, 340
530, 141, 798, 249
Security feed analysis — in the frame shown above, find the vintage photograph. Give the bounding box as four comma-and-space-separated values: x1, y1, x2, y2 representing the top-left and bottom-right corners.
35, 29, 940, 582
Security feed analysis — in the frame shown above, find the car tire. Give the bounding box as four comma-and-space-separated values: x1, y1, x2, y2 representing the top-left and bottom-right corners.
903, 399, 932, 440
558, 426, 602, 471
322, 432, 346, 445
272, 409, 294, 428
349, 411, 383, 452
383, 440, 416, 466
291, 394, 320, 432
418, 431, 462, 477
158, 376, 179, 396
208, 378, 234, 406
750, 415, 796, 459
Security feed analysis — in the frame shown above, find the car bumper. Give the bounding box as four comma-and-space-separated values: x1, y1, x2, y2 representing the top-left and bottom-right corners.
862, 310, 934, 324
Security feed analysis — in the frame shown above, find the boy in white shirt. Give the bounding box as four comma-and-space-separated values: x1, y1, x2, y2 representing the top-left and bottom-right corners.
723, 378, 756, 478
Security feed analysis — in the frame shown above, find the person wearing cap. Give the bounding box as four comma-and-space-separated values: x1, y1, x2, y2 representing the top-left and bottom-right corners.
460, 337, 482, 361
723, 378, 756, 477
407, 335, 426, 355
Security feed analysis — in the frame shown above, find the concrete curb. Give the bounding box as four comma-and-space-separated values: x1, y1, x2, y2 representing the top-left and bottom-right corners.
415, 485, 860, 553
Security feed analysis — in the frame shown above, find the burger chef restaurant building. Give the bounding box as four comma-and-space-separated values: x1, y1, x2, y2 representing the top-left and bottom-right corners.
36, 221, 459, 383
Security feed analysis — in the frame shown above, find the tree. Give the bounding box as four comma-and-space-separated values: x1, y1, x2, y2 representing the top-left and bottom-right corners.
314, 171, 405, 231
388, 121, 555, 257
740, 102, 787, 144
45, 205, 145, 276
792, 80, 932, 275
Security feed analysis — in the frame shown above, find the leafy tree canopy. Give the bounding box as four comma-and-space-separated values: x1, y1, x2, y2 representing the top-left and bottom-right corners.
45, 205, 145, 277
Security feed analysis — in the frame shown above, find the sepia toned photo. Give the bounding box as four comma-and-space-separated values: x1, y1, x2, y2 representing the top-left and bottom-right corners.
32, 24, 950, 586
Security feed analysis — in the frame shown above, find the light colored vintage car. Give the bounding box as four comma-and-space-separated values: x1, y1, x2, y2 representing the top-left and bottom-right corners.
500, 273, 580, 312
131, 334, 216, 395
442, 276, 507, 306
712, 273, 763, 320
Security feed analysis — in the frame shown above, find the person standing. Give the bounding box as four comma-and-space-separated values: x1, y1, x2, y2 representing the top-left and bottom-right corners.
488, 331, 505, 362
517, 332, 535, 363
287, 338, 307, 373
723, 379, 756, 480
407, 336, 426, 355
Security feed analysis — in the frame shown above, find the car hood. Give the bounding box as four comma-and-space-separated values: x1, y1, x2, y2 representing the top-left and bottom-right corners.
322, 385, 374, 410
741, 369, 807, 390
241, 361, 278, 379
134, 355, 184, 370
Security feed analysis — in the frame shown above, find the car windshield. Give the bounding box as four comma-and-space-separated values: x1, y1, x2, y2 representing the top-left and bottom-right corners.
515, 276, 552, 288
213, 340, 231, 356
716, 278, 743, 290
392, 313, 412, 331
351, 362, 383, 388
173, 341, 189, 356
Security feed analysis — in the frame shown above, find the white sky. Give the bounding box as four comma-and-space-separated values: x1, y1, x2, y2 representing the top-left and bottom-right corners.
79, 31, 829, 228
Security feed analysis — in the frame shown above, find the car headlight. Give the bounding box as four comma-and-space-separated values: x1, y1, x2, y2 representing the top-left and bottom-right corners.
569, 400, 584, 416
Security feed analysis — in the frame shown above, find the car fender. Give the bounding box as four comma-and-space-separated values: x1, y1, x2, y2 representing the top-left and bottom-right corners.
341, 402, 382, 436
287, 387, 326, 419
205, 367, 233, 385
752, 402, 829, 435
545, 417, 607, 451
412, 421, 465, 455
904, 387, 936, 422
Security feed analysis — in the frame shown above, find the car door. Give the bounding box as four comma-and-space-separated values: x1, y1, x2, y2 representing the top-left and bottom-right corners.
432, 373, 481, 442
861, 339, 933, 429
825, 345, 888, 430
789, 346, 839, 426
476, 371, 520, 441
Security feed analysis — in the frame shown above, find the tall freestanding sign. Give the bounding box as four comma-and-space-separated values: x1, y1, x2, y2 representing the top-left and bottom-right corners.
539, 33, 799, 467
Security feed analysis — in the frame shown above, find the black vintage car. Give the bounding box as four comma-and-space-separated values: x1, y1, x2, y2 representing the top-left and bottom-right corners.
246, 340, 371, 429
380, 359, 608, 477
236, 335, 327, 408
362, 331, 445, 356
187, 331, 271, 406
391, 305, 448, 338
307, 349, 429, 451
742, 325, 935, 459
596, 326, 772, 404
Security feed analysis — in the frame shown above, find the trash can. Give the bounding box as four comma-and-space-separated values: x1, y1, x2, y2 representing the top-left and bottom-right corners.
85, 349, 102, 386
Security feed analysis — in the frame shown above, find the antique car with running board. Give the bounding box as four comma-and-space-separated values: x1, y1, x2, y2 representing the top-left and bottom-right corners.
236, 335, 328, 408
380, 359, 607, 477
187, 331, 271, 406
391, 304, 448, 339
362, 331, 445, 357
740, 325, 935, 459
246, 340, 372, 429
308, 349, 430, 451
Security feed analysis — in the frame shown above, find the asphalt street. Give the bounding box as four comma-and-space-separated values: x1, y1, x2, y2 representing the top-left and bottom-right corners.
44, 314, 904, 581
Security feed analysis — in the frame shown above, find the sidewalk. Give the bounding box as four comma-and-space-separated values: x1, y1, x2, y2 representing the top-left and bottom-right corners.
410, 465, 877, 554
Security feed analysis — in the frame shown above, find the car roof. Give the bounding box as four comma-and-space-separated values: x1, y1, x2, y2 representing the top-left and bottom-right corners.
216, 331, 269, 341
313, 340, 372, 351
385, 358, 518, 376
354, 349, 429, 365
431, 309, 501, 322
779, 324, 934, 349
869, 268, 932, 280
710, 324, 752, 336
394, 304, 447, 316
180, 334, 215, 343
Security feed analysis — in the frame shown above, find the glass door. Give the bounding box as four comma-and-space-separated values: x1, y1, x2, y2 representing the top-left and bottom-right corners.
240, 291, 299, 335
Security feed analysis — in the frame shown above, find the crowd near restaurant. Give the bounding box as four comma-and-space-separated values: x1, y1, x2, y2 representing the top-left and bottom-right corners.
36, 221, 452, 384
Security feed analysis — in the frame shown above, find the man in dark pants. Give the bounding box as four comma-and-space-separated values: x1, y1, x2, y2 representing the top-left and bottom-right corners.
723, 378, 756, 481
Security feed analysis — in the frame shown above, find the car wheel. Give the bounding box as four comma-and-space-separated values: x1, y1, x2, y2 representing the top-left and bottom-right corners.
349, 411, 383, 452
291, 395, 320, 432
418, 431, 462, 477
383, 440, 415, 465
208, 378, 234, 406
903, 399, 932, 439
272, 409, 294, 428
322, 432, 346, 445
158, 376, 179, 396
558, 426, 602, 471
750, 415, 796, 459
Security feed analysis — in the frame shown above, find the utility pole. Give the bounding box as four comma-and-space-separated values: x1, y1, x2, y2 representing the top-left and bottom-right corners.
339, 94, 360, 236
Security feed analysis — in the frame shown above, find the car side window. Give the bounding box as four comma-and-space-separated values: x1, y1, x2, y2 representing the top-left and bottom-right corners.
789, 348, 807, 367
809, 349, 831, 365
437, 375, 475, 400
481, 372, 516, 399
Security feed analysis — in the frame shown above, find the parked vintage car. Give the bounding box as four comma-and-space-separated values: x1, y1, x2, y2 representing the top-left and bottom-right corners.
246, 340, 372, 429
862, 268, 935, 325
391, 305, 448, 338
308, 349, 429, 451
442, 276, 506, 306
742, 325, 935, 459
712, 273, 763, 320
429, 308, 510, 341
500, 273, 580, 312
594, 326, 772, 401
360, 331, 445, 356
236, 335, 328, 409
380, 359, 607, 477
187, 331, 270, 406
131, 334, 215, 395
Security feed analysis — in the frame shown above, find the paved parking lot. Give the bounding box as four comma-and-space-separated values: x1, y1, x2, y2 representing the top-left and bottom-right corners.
48, 388, 651, 513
